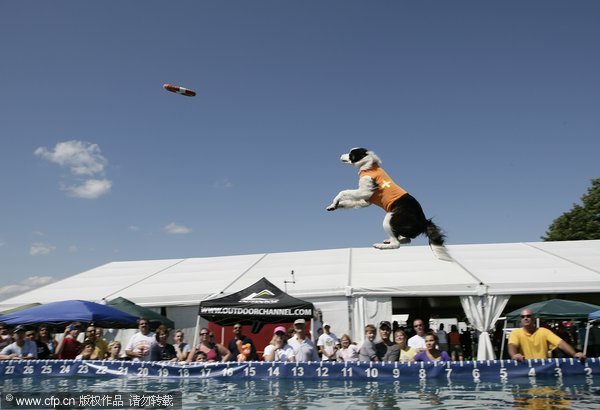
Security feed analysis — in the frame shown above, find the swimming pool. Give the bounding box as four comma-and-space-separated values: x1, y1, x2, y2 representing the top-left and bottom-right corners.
1, 358, 598, 381
1, 375, 598, 409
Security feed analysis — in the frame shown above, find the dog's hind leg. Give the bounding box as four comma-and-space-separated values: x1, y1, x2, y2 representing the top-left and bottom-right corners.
383, 237, 411, 245
373, 213, 402, 249
374, 238, 400, 249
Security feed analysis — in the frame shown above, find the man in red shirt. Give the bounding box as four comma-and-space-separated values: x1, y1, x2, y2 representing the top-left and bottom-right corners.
56, 322, 82, 359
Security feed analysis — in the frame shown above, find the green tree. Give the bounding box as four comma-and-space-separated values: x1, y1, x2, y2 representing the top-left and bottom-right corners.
542, 178, 600, 241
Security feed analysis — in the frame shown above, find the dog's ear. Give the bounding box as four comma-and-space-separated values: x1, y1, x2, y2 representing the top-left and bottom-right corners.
348, 148, 369, 164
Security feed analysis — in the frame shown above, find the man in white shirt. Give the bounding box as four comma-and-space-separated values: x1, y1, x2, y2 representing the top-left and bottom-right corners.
408, 318, 427, 352
0, 325, 37, 360
125, 318, 156, 361
317, 323, 340, 361
287, 318, 319, 362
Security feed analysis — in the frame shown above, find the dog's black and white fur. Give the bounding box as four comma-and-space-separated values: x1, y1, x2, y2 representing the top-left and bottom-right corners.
326, 148, 451, 261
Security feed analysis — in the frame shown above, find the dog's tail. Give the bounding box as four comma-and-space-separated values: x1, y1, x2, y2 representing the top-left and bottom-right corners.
426, 220, 453, 262
425, 219, 445, 246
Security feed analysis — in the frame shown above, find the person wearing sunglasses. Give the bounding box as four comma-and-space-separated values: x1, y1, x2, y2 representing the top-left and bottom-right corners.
187, 328, 232, 362
227, 323, 257, 361
508, 309, 585, 361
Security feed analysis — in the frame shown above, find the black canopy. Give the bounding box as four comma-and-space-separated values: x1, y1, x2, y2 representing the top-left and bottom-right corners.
199, 277, 314, 326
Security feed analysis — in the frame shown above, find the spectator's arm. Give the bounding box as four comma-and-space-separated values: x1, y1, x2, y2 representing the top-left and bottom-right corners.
0, 346, 19, 360
185, 346, 196, 362
218, 344, 232, 362
312, 346, 320, 361
55, 332, 68, 357
508, 343, 524, 361
175, 347, 188, 361
558, 340, 585, 360
125, 349, 142, 358
262, 346, 276, 362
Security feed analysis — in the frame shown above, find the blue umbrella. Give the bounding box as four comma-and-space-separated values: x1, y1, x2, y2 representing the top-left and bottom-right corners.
0, 300, 139, 328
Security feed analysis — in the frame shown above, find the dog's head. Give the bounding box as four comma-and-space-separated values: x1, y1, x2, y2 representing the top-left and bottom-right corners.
340, 147, 381, 171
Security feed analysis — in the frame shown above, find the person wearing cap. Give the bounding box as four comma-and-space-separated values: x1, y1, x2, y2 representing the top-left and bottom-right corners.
56, 322, 82, 360
508, 309, 585, 361
263, 326, 295, 362
317, 322, 340, 361
287, 318, 319, 361
375, 321, 395, 361
408, 318, 427, 352
0, 325, 38, 360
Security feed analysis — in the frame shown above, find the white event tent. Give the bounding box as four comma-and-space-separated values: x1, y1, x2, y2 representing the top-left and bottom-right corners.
1, 240, 599, 360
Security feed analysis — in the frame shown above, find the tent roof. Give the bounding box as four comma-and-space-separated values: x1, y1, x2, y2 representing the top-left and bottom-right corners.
1, 240, 599, 309
106, 297, 174, 329
0, 299, 139, 328
199, 277, 314, 325
0, 303, 41, 315
505, 298, 600, 320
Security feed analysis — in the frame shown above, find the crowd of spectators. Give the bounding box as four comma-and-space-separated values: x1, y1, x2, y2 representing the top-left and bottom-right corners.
0, 312, 594, 362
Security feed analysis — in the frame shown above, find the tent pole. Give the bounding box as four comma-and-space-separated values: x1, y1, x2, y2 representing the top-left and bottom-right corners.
191, 315, 201, 349
583, 320, 592, 356
499, 318, 507, 359
500, 330, 505, 360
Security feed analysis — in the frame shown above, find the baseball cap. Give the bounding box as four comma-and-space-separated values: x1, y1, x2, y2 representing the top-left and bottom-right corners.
13, 325, 27, 332
294, 318, 306, 325
323, 322, 331, 328
379, 321, 392, 329
274, 326, 287, 334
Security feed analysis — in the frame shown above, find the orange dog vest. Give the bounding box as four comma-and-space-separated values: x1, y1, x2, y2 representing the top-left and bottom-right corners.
359, 167, 407, 212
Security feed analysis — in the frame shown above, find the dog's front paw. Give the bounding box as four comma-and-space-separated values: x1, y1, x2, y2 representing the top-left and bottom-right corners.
326, 203, 338, 211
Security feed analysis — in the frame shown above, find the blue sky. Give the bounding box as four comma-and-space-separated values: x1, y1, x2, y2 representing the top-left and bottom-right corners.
1, 1, 598, 298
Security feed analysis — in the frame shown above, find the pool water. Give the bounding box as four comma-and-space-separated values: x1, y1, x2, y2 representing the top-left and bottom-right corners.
1, 376, 598, 409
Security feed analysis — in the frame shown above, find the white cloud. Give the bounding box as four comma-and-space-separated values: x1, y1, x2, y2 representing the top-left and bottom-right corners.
213, 178, 234, 189
34, 140, 107, 176
128, 225, 140, 232
0, 276, 55, 298
64, 179, 112, 199
22, 276, 55, 287
29, 242, 56, 256
68, 245, 78, 253
35, 140, 112, 199
165, 223, 192, 235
